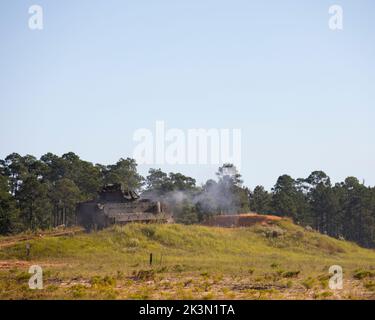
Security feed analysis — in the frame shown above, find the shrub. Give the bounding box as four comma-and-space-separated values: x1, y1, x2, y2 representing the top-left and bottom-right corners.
172, 264, 185, 273
315, 291, 333, 299
248, 268, 255, 275
302, 277, 315, 289
69, 284, 87, 298
133, 269, 155, 281
282, 270, 300, 278
364, 281, 375, 291
353, 269, 375, 280
90, 275, 116, 287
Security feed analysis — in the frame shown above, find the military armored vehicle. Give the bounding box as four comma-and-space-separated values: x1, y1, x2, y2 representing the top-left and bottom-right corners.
76, 184, 172, 231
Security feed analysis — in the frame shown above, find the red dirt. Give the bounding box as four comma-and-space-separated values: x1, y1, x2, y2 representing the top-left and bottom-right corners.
203, 213, 282, 228
0, 260, 66, 270
0, 260, 30, 269
0, 227, 84, 249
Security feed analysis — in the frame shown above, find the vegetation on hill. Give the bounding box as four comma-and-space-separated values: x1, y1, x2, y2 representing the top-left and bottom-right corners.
0, 220, 374, 299
1, 152, 375, 248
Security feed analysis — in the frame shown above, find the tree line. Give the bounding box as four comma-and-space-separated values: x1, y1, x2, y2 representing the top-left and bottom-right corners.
0, 153, 143, 233
0, 152, 374, 248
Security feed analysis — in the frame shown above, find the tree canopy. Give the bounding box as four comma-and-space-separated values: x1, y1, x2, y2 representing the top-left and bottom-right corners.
0, 153, 374, 248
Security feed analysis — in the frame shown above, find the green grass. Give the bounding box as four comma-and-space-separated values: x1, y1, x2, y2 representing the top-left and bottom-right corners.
1, 220, 375, 299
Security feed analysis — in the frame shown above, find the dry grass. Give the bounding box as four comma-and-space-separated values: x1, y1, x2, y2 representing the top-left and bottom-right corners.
0, 220, 375, 300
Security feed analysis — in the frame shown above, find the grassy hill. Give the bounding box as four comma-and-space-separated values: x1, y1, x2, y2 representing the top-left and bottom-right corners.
0, 219, 375, 299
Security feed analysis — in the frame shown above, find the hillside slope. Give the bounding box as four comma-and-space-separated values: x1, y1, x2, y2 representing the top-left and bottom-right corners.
0, 220, 375, 299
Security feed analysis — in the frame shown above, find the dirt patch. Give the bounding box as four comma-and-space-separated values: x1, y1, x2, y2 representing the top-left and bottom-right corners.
0, 260, 67, 270
0, 260, 30, 270
203, 213, 282, 228
231, 283, 288, 291
0, 227, 83, 249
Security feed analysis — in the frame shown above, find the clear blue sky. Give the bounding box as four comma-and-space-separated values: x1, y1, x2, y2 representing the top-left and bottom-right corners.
1, 0, 374, 189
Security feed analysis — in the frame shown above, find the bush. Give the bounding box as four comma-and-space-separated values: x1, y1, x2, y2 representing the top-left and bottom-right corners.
302, 277, 315, 289
353, 269, 375, 280
133, 269, 155, 281
282, 271, 300, 278
364, 281, 375, 291
90, 275, 116, 287
69, 284, 87, 298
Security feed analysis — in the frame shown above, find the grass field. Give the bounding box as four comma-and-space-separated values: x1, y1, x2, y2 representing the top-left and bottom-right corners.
0, 219, 375, 300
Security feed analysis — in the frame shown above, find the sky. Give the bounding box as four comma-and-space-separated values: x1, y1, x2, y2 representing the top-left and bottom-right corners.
0, 0, 374, 190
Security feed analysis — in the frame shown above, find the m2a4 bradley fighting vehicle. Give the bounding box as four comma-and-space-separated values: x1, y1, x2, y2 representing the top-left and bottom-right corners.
76, 184, 172, 231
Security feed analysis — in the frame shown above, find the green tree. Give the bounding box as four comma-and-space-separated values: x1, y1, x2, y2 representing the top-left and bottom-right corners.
16, 176, 52, 230
61, 152, 101, 199
40, 152, 66, 182
50, 178, 81, 226
145, 169, 174, 194
103, 158, 144, 191
216, 163, 243, 187
1, 153, 28, 194
250, 185, 272, 214
272, 175, 301, 219
215, 164, 249, 214
145, 169, 197, 195
305, 171, 339, 234
0, 175, 20, 234
337, 177, 375, 247
168, 172, 196, 191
